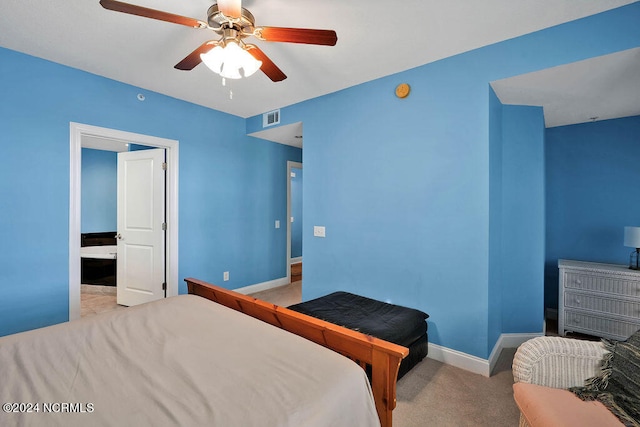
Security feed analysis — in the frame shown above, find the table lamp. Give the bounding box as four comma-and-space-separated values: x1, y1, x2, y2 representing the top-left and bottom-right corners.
624, 226, 640, 270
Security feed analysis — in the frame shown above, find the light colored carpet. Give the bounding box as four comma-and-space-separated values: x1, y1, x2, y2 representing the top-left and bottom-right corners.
250, 280, 302, 307
249, 282, 520, 427
394, 348, 519, 426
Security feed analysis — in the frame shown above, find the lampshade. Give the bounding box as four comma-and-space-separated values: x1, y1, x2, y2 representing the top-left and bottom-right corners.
624, 226, 640, 248
200, 42, 262, 79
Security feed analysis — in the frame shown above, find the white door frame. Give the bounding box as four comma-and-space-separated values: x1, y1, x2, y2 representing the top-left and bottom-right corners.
286, 161, 302, 282
69, 122, 179, 321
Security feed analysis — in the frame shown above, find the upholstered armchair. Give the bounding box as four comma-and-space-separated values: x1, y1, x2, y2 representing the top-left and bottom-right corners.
512, 336, 614, 427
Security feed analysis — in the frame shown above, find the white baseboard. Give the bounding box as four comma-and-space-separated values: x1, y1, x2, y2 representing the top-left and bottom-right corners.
235, 280, 543, 380
290, 257, 302, 264
234, 277, 290, 295
428, 332, 543, 377
487, 332, 543, 376
427, 343, 492, 376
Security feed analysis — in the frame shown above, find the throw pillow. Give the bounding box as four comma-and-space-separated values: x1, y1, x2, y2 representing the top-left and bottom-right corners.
570, 329, 640, 427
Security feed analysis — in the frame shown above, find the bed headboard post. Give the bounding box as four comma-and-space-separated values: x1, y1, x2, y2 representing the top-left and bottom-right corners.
185, 277, 408, 427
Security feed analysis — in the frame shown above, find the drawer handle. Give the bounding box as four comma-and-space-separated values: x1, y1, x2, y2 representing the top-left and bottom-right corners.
575, 279, 582, 285
575, 298, 581, 305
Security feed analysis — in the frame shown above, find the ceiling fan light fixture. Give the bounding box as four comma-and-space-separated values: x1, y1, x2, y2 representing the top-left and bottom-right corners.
99, 0, 337, 82
200, 41, 262, 79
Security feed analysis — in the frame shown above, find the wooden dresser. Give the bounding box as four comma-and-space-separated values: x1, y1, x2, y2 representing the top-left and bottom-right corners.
559, 259, 640, 340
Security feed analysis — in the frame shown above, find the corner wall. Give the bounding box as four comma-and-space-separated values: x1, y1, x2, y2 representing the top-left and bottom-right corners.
488, 88, 504, 352
500, 105, 545, 333
489, 96, 545, 351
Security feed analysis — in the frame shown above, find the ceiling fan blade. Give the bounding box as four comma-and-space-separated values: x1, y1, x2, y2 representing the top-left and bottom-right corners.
257, 27, 337, 46
246, 45, 287, 82
100, 0, 205, 28
217, 0, 242, 19
174, 41, 218, 70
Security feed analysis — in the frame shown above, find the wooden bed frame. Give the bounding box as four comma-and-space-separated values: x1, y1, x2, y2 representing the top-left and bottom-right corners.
186, 278, 409, 427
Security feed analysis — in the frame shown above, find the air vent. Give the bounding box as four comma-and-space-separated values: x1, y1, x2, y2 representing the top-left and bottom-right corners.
263, 109, 280, 127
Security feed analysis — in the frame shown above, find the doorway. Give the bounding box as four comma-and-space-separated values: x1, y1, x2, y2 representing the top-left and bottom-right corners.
69, 122, 179, 321
287, 161, 302, 283
80, 147, 120, 317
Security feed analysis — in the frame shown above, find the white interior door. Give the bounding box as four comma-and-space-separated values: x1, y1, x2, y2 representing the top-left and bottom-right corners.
116, 148, 166, 306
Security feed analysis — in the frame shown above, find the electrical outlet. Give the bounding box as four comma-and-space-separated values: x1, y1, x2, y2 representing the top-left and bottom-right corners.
313, 226, 326, 237
275, 220, 280, 229
223, 271, 229, 281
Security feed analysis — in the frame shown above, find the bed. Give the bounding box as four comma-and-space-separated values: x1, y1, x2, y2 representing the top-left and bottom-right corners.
0, 278, 408, 427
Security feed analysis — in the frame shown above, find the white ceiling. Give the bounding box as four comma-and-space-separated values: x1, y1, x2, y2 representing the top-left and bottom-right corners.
0, 0, 636, 120
82, 135, 130, 152
492, 47, 640, 128
249, 121, 303, 148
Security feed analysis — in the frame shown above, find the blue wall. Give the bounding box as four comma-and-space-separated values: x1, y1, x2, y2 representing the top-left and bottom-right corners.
128, 143, 154, 151
500, 105, 545, 333
545, 115, 640, 309
291, 167, 303, 258
0, 47, 301, 337
81, 148, 117, 233
488, 87, 504, 353
489, 96, 546, 356
1, 3, 639, 359
247, 3, 640, 358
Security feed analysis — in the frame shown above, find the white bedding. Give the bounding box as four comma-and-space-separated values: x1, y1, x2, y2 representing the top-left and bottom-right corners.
0, 295, 380, 427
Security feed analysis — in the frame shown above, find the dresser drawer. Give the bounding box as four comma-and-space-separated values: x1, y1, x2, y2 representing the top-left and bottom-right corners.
564, 272, 640, 297
565, 291, 640, 319
564, 309, 640, 340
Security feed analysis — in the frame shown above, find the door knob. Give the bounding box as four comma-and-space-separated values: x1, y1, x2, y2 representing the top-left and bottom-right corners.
115, 233, 123, 240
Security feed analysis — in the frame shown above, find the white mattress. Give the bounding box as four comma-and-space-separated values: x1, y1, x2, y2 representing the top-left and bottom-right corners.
0, 295, 379, 427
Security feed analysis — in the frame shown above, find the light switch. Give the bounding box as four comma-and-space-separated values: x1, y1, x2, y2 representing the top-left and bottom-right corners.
313, 226, 326, 237
291, 216, 294, 223
275, 220, 280, 229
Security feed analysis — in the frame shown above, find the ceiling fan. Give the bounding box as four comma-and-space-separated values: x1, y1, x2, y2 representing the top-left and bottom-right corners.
99, 0, 338, 82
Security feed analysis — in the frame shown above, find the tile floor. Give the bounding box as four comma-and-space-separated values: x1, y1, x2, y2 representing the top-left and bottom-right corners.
81, 285, 127, 318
